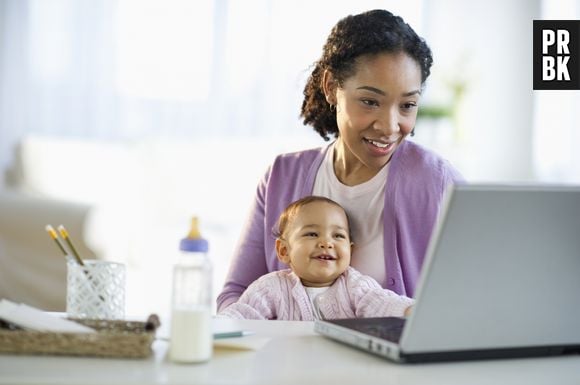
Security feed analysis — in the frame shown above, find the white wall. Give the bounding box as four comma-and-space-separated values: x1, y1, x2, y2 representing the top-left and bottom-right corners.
416, 0, 540, 182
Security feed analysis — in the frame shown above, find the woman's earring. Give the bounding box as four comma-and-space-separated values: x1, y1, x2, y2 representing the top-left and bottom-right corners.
410, 127, 416, 137
329, 104, 336, 113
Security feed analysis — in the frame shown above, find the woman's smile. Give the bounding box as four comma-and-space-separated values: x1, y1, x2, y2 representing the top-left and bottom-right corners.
363, 137, 397, 157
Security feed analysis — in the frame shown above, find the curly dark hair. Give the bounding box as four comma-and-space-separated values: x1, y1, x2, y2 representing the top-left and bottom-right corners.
300, 9, 433, 141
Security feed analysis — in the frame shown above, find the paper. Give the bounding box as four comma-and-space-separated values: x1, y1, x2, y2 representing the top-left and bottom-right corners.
214, 336, 271, 351
0, 299, 96, 333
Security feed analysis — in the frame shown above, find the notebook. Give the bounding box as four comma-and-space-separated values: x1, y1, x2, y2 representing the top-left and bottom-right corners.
315, 184, 580, 363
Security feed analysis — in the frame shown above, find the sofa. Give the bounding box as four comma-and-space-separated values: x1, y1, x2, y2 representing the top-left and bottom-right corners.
0, 134, 319, 315
0, 190, 97, 310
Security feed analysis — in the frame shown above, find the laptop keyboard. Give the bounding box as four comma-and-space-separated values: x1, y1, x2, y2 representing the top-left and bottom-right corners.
346, 317, 406, 343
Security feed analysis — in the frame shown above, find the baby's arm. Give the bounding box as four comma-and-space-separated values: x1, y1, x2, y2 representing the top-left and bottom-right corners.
346, 269, 415, 318
356, 288, 415, 318
217, 273, 279, 320
217, 302, 268, 320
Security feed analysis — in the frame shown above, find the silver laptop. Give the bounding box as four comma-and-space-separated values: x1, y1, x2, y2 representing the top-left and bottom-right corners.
315, 184, 580, 363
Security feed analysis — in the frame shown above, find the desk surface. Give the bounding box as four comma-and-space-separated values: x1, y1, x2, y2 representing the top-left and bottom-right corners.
1, 319, 579, 385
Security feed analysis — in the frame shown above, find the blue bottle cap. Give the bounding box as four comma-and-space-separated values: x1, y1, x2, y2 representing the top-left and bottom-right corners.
179, 237, 209, 252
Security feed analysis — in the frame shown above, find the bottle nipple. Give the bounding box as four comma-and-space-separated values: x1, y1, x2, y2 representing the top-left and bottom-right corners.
187, 217, 202, 239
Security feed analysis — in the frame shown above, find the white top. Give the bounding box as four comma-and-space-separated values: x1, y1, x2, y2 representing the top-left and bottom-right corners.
312, 142, 389, 285
304, 286, 329, 320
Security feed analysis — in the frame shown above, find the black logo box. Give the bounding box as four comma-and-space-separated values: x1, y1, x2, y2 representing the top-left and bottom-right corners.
533, 20, 580, 90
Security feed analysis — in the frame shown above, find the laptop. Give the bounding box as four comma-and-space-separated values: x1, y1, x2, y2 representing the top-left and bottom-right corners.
315, 184, 580, 363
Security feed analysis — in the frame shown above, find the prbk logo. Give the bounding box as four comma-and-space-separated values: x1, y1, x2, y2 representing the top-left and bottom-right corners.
533, 20, 580, 90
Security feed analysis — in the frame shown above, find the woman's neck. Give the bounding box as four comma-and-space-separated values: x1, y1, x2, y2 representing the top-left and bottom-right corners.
332, 140, 383, 186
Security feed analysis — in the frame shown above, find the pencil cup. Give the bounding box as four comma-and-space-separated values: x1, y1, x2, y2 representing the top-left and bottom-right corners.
66, 259, 126, 320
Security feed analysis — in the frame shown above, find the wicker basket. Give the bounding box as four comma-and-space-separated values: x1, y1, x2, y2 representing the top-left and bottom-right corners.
0, 315, 159, 359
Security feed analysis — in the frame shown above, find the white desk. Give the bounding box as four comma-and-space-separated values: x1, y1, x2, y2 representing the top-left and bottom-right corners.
0, 319, 579, 385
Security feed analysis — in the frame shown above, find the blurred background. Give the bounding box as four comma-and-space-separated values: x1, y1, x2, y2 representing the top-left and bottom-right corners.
0, 0, 578, 317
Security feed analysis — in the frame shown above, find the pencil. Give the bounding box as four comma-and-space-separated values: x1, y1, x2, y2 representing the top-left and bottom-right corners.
57, 225, 85, 266
45, 225, 68, 256
53, 224, 106, 303
213, 331, 255, 339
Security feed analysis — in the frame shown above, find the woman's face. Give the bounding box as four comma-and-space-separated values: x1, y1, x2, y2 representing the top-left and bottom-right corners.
328, 52, 423, 176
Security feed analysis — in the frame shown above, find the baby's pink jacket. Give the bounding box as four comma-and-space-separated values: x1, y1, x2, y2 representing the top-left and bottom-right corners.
218, 267, 414, 320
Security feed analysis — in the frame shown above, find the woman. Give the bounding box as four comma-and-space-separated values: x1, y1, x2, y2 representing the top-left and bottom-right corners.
217, 9, 463, 311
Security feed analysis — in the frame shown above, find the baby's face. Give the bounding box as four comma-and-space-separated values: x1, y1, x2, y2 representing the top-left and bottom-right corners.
277, 201, 352, 287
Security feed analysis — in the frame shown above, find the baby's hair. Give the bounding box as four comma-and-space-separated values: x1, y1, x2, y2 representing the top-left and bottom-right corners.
273, 196, 351, 240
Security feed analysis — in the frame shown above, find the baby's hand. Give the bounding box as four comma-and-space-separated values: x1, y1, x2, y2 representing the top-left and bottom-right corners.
403, 305, 413, 317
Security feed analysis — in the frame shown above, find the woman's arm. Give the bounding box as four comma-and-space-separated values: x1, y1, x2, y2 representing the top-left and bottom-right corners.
216, 170, 271, 311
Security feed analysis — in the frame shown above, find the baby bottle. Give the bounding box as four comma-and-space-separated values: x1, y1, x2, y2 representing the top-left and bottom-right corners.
169, 216, 213, 363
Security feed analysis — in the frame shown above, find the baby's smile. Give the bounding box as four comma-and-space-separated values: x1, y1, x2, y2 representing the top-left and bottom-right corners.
312, 254, 337, 261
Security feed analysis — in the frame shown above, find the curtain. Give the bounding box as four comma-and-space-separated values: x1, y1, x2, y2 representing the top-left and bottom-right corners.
0, 0, 423, 185
2, 0, 577, 185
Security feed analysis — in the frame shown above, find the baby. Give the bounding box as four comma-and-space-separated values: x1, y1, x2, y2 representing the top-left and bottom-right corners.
218, 196, 414, 320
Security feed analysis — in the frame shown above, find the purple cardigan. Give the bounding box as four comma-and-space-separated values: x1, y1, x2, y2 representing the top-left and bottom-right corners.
217, 140, 463, 311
